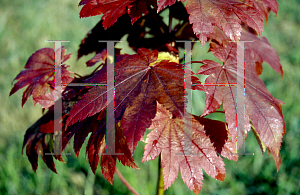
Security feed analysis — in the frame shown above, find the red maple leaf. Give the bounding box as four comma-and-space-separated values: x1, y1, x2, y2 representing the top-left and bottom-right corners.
142, 103, 235, 194
193, 116, 238, 161
197, 40, 285, 170
79, 0, 157, 29
85, 116, 139, 183
210, 27, 283, 77
240, 30, 283, 77
25, 132, 59, 173
20, 69, 111, 173
66, 48, 201, 152
22, 109, 139, 182
9, 47, 73, 107
22, 110, 66, 173
157, 0, 176, 12
245, 0, 278, 21
165, 0, 264, 45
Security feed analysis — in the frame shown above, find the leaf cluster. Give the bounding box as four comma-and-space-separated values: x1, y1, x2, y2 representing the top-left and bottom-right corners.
10, 0, 285, 194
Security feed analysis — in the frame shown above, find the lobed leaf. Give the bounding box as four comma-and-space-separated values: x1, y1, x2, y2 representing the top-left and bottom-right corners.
67, 48, 200, 152
244, 0, 278, 21
86, 120, 139, 183
197, 40, 285, 170
186, 0, 264, 45
9, 47, 73, 107
143, 103, 234, 194
79, 0, 157, 28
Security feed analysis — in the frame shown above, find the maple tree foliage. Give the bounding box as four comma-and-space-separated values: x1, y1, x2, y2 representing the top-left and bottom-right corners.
10, 0, 286, 194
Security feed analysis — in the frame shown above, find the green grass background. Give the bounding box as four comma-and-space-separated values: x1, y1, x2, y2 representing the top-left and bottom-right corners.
0, 0, 299, 194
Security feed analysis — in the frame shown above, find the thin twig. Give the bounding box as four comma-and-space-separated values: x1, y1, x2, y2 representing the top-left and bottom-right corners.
169, 10, 172, 34
115, 168, 140, 195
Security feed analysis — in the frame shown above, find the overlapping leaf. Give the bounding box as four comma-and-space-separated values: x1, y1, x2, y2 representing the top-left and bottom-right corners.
22, 110, 65, 173
21, 68, 139, 179
9, 47, 73, 107
142, 103, 236, 194
245, 0, 278, 21
121, 93, 157, 152
197, 40, 285, 170
240, 30, 283, 77
86, 119, 139, 183
20, 67, 108, 173
79, 0, 157, 29
193, 116, 238, 161
210, 27, 283, 77
66, 49, 202, 152
22, 108, 139, 182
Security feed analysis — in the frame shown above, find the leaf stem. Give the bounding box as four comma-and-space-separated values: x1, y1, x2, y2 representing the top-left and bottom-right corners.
157, 154, 164, 195
115, 168, 140, 195
213, 110, 225, 114
73, 72, 83, 78
169, 10, 172, 34
189, 61, 204, 65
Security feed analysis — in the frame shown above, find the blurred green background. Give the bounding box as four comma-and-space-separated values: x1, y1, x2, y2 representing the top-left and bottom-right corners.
0, 0, 299, 194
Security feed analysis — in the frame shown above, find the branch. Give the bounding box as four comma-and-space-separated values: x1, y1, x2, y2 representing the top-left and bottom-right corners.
157, 154, 164, 195
115, 168, 140, 195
